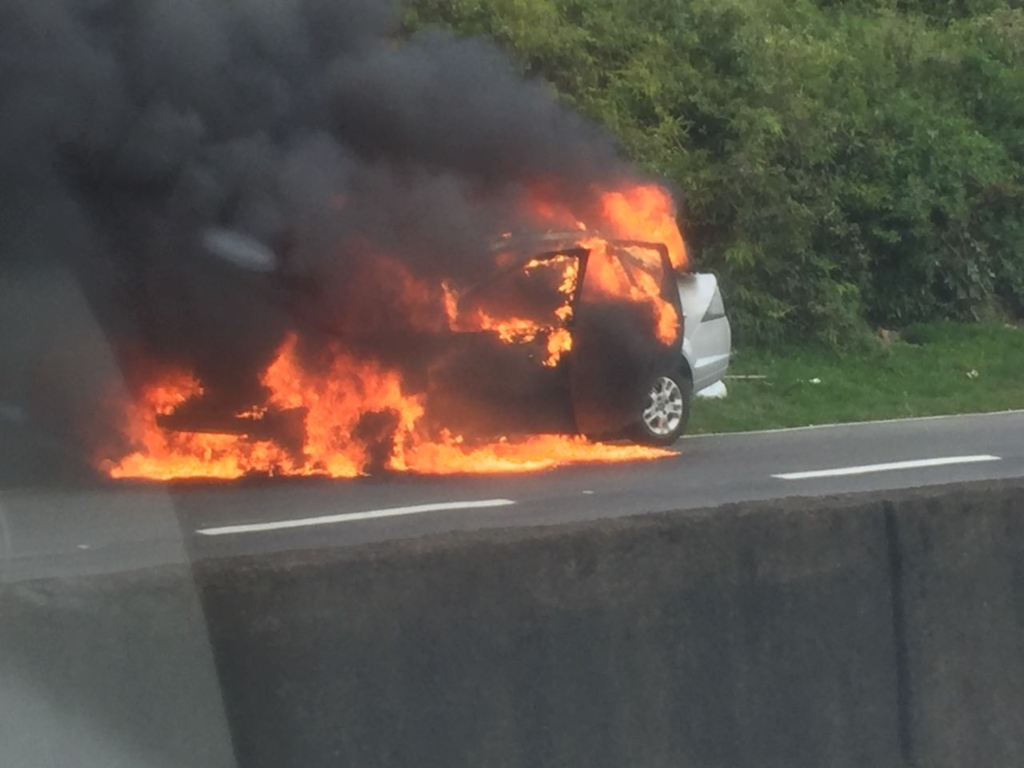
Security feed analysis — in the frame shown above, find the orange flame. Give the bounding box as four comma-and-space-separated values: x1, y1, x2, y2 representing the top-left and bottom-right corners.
106, 370, 297, 481
600, 185, 688, 271
103, 333, 671, 479
528, 182, 687, 272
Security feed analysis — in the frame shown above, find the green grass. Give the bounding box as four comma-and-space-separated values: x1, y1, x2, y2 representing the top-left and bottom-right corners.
688, 321, 1024, 435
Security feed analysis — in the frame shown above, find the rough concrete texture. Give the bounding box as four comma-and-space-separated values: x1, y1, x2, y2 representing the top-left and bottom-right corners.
196, 492, 914, 768
888, 486, 1024, 768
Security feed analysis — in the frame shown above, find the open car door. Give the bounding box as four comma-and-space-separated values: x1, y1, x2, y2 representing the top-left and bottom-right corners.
568, 241, 684, 438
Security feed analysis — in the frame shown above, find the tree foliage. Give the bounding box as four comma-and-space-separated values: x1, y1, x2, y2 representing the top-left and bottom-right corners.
407, 0, 1024, 344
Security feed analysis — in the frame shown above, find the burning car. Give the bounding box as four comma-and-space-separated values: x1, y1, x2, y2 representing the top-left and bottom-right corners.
94, 186, 731, 480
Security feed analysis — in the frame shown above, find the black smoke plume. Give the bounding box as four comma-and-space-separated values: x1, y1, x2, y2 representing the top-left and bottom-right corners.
0, 0, 633, 466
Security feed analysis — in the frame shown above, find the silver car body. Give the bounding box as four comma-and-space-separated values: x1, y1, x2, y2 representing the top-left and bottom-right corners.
677, 272, 732, 393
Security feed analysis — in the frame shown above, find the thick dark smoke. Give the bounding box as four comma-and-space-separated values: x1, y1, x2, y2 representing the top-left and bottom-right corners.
0, 0, 632, 465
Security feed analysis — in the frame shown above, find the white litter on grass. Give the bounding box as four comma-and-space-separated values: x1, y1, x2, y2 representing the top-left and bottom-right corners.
809, 377, 822, 384
696, 381, 728, 399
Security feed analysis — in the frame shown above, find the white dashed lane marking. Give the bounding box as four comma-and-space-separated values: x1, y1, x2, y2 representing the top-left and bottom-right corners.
773, 454, 1001, 481
196, 498, 516, 536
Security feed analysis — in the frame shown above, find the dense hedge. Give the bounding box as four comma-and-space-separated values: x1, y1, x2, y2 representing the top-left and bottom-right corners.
407, 0, 1024, 345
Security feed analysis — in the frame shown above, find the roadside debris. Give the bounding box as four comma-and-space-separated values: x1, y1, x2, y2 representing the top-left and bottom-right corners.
696, 381, 728, 399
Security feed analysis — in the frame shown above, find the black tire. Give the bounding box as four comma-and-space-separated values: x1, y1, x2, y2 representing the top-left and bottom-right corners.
629, 369, 691, 446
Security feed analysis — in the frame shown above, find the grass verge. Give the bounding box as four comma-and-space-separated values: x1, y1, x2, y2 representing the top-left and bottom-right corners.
687, 321, 1024, 435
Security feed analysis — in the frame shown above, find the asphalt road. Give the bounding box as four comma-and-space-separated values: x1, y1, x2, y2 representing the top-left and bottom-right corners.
1, 410, 1022, 580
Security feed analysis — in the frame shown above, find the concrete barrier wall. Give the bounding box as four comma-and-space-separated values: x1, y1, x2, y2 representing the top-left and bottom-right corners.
194, 481, 1024, 768
8, 480, 1018, 767
888, 487, 1024, 768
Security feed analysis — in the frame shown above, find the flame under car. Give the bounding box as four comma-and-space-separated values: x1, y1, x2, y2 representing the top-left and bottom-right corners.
135, 233, 731, 479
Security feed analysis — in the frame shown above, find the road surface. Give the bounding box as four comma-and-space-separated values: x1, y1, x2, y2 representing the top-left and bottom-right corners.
1, 410, 1022, 580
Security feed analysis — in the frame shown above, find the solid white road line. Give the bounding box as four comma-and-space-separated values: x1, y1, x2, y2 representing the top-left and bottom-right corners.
196, 498, 516, 536
773, 454, 1001, 481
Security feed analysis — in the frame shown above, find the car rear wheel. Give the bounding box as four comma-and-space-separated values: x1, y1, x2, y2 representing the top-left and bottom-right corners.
631, 370, 690, 446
